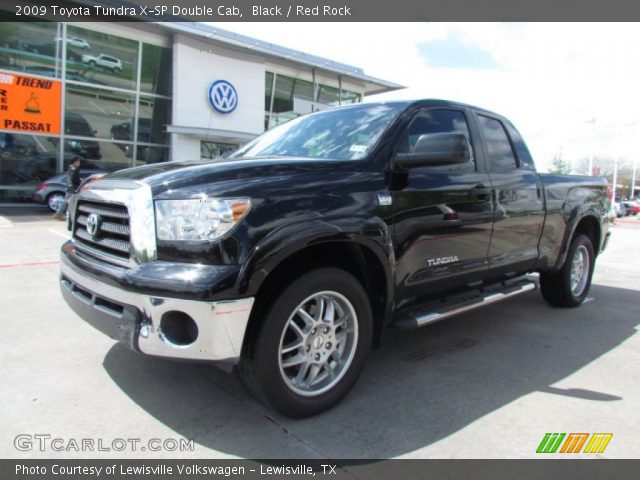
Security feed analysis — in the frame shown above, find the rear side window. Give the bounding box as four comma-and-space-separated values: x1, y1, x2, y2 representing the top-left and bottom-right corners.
504, 122, 535, 170
478, 115, 518, 172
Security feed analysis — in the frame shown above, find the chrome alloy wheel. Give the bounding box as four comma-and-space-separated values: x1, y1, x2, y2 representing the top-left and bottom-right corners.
570, 245, 590, 296
278, 291, 358, 397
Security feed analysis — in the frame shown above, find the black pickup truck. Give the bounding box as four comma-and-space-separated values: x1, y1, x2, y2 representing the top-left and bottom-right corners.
60, 100, 610, 417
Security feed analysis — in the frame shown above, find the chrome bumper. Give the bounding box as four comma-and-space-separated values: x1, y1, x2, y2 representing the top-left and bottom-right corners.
60, 261, 254, 364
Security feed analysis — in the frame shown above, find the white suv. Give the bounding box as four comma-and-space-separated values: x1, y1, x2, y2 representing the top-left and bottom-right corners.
55, 36, 91, 50
82, 53, 123, 73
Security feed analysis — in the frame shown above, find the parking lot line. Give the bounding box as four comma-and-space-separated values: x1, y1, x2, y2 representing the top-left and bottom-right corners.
0, 260, 60, 269
48, 228, 71, 240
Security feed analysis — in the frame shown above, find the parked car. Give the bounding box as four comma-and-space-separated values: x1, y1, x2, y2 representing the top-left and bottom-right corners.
23, 42, 83, 62
110, 119, 152, 143
622, 201, 640, 216
65, 72, 106, 85
15, 153, 102, 184
60, 99, 610, 418
33, 168, 107, 211
64, 112, 101, 160
81, 53, 122, 73
67, 37, 91, 50
614, 202, 627, 217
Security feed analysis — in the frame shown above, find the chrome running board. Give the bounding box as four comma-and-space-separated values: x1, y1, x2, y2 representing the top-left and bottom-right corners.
393, 279, 537, 330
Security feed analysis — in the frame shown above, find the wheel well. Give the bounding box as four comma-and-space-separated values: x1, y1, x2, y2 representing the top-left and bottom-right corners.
573, 216, 601, 254
241, 242, 389, 358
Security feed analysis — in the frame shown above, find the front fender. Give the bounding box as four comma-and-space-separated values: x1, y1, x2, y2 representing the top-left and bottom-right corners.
234, 217, 394, 309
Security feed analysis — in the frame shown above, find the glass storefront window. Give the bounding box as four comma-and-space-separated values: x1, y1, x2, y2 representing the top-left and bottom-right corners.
0, 24, 172, 203
63, 138, 135, 172
293, 78, 314, 103
264, 71, 274, 111
140, 43, 171, 96
65, 25, 138, 91
0, 132, 59, 201
317, 85, 340, 106
0, 132, 58, 180
265, 72, 363, 129
341, 89, 361, 105
201, 141, 237, 160
0, 22, 62, 78
135, 145, 169, 166
65, 84, 135, 141
138, 96, 170, 144
272, 74, 295, 114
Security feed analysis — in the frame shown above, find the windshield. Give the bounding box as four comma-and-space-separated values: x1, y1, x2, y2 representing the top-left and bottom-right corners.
231, 103, 405, 161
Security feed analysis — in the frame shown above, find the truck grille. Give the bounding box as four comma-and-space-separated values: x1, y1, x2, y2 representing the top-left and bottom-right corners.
73, 200, 131, 266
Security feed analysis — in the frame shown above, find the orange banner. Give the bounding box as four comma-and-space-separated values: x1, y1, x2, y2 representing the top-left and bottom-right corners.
0, 71, 61, 135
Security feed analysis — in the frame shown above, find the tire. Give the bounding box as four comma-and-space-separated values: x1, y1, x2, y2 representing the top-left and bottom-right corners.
46, 192, 65, 212
89, 60, 96, 67
540, 234, 595, 308
238, 268, 372, 418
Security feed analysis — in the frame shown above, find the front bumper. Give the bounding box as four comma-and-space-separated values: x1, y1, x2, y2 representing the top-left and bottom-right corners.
60, 259, 254, 364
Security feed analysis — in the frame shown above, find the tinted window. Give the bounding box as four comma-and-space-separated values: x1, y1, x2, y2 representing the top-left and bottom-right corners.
397, 108, 475, 172
478, 115, 518, 171
232, 104, 404, 161
504, 122, 535, 170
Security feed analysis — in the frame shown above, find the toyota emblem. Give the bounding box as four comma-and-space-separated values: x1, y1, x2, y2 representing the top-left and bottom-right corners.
86, 213, 101, 238
208, 80, 238, 114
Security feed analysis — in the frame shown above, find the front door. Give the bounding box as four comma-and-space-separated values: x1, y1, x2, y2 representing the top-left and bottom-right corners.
390, 107, 494, 309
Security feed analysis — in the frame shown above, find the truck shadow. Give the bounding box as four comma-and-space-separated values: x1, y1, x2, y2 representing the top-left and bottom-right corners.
103, 283, 638, 459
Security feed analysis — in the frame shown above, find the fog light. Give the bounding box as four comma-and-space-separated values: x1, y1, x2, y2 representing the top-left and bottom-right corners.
159, 311, 198, 346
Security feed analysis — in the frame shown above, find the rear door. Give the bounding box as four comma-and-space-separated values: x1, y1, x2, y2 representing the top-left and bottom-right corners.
475, 114, 545, 276
390, 107, 494, 308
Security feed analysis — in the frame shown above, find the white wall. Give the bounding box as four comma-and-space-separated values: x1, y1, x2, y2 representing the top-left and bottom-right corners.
171, 135, 201, 162
171, 34, 265, 161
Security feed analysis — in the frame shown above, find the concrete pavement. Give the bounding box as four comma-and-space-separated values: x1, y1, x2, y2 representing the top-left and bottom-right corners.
1, 207, 639, 459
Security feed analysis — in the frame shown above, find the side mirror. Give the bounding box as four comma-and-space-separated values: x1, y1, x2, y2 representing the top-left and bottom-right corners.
393, 132, 471, 170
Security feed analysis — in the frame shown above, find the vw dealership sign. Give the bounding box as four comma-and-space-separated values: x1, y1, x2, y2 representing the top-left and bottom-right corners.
208, 80, 238, 114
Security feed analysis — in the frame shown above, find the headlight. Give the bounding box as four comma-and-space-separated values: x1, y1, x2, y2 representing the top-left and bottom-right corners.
155, 197, 251, 241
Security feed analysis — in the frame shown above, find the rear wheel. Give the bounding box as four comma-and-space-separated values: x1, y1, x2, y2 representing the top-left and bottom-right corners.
540, 234, 595, 307
46, 192, 65, 212
238, 268, 372, 418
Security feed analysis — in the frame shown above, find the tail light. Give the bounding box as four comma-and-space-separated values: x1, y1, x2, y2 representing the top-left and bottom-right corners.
35, 183, 47, 192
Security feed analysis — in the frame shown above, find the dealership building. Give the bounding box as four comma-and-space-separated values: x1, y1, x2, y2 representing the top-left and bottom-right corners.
0, 21, 402, 205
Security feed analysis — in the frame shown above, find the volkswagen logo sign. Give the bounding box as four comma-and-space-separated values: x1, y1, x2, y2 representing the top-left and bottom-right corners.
86, 213, 101, 238
208, 80, 238, 114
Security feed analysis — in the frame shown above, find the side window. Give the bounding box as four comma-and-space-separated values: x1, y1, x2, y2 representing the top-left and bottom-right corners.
504, 122, 535, 170
397, 108, 475, 172
478, 115, 518, 171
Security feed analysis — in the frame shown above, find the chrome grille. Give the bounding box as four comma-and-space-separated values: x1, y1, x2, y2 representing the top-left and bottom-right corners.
73, 200, 131, 266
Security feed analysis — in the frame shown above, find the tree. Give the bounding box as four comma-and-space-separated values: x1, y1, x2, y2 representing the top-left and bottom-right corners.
549, 154, 572, 175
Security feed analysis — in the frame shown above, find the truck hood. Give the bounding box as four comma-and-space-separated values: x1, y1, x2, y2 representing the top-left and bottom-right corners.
105, 157, 353, 194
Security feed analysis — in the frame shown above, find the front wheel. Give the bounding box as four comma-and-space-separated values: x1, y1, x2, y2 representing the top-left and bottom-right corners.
238, 268, 372, 418
540, 234, 595, 307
